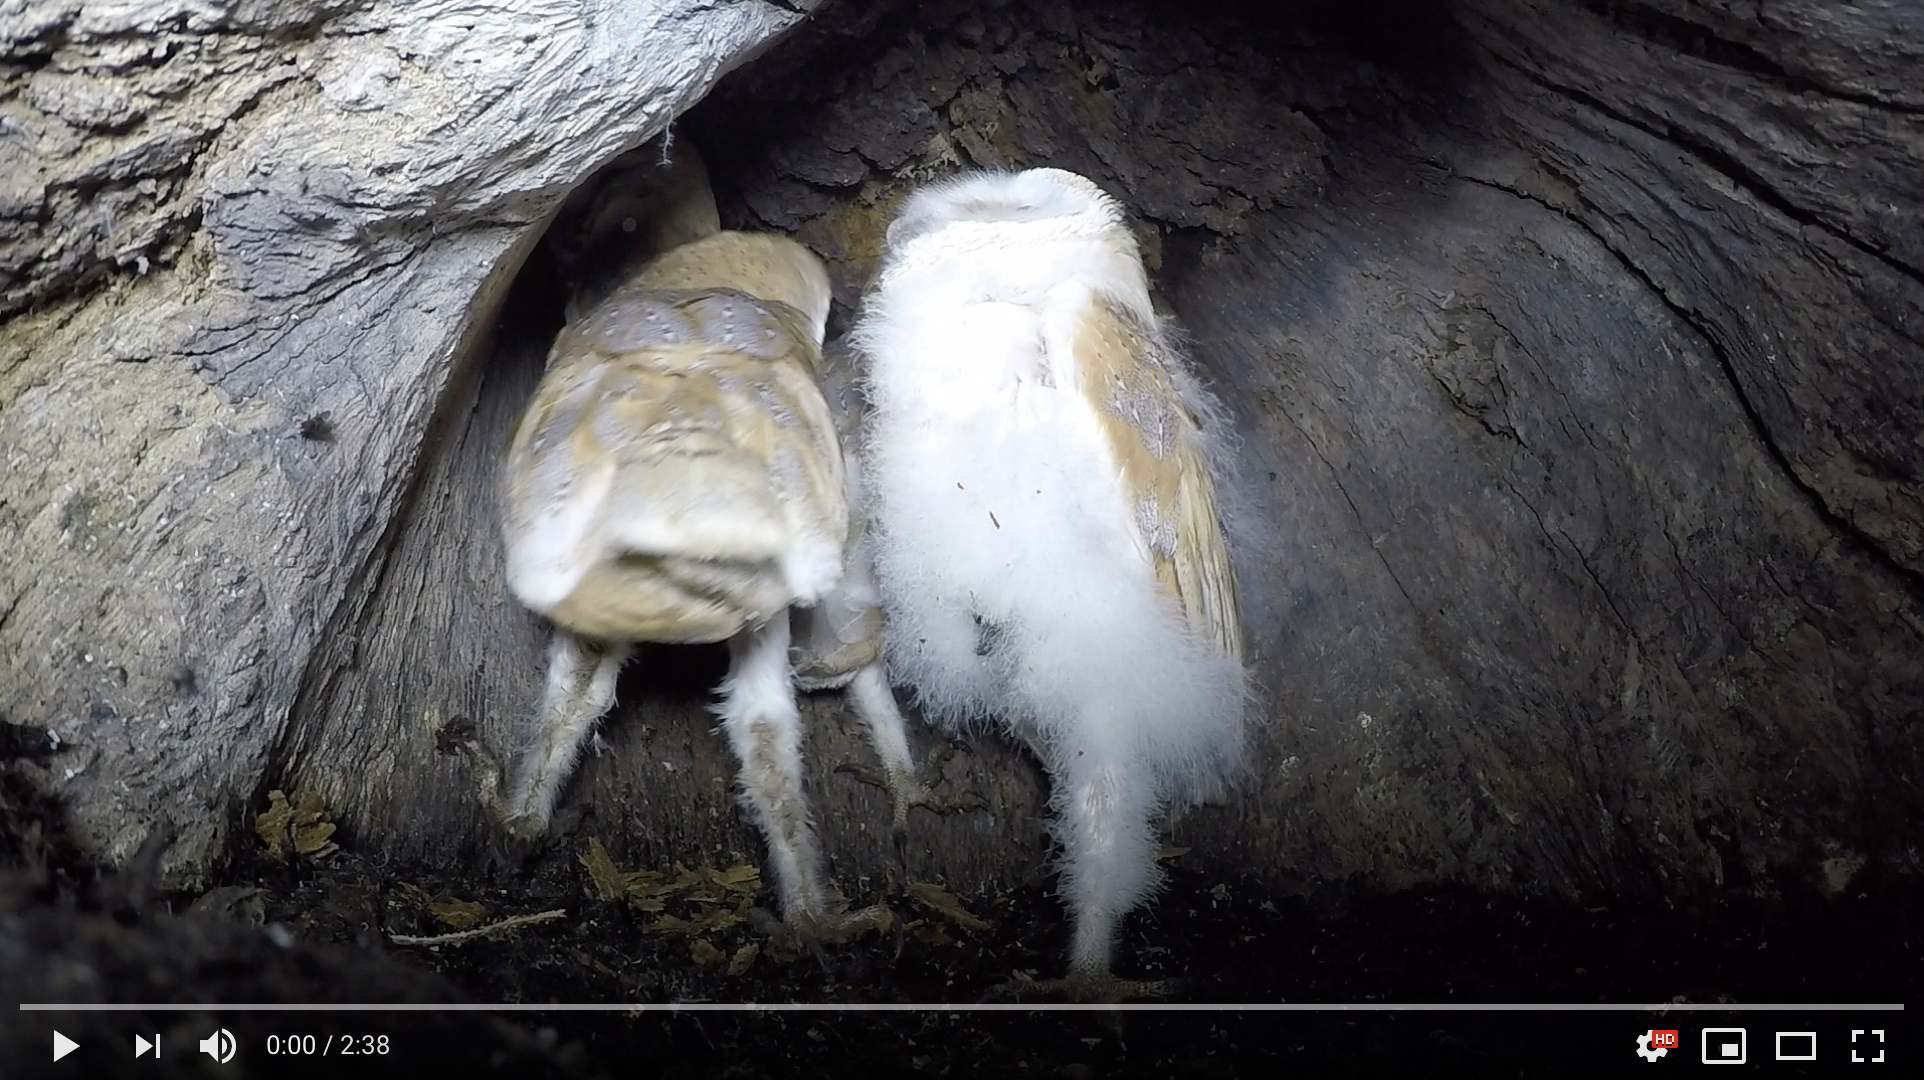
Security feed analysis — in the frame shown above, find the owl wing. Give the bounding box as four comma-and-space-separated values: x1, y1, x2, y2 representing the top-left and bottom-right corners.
1061, 288, 1245, 662
501, 291, 847, 643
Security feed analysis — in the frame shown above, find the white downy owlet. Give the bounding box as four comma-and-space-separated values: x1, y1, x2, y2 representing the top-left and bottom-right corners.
855, 167, 1251, 999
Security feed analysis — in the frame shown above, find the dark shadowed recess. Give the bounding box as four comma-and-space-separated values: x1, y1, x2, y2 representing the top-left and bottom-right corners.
686, 0, 1921, 906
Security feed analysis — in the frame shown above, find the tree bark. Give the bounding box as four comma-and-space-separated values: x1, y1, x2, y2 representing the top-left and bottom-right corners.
3, 0, 1918, 909
0, 0, 818, 886
671, 0, 1924, 903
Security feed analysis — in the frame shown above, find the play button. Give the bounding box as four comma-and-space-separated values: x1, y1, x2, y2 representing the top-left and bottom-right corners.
53, 1031, 78, 1062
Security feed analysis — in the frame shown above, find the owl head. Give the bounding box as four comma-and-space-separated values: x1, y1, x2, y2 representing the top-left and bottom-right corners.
635, 231, 834, 345
554, 139, 724, 322
883, 167, 1129, 254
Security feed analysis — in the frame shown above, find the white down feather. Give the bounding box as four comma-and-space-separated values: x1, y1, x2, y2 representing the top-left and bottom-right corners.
855, 171, 1249, 953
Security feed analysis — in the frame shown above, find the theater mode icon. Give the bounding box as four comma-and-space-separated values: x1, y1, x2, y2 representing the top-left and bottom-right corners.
1775, 1032, 1816, 1062
1636, 1029, 1678, 1062
1703, 1027, 1747, 1065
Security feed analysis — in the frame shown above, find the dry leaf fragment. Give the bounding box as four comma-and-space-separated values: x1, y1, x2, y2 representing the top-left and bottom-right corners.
905, 882, 990, 933
579, 838, 626, 901
661, 864, 712, 903
254, 789, 338, 860
1155, 845, 1191, 861
689, 938, 724, 966
623, 869, 668, 894
292, 818, 337, 856
428, 899, 485, 930
727, 943, 758, 976
707, 864, 762, 894
291, 792, 338, 857
687, 897, 752, 935
254, 790, 293, 856
648, 914, 691, 935
615, 869, 672, 913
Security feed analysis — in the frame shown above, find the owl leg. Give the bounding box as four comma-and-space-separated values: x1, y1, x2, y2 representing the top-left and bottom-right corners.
498, 629, 631, 839
720, 614, 891, 952
985, 743, 1174, 1004
838, 663, 989, 874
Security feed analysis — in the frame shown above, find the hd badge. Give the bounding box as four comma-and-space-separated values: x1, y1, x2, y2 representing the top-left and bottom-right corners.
1636, 1029, 1679, 1062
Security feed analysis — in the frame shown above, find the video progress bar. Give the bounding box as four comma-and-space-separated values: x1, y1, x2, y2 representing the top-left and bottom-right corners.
18, 1003, 1907, 1013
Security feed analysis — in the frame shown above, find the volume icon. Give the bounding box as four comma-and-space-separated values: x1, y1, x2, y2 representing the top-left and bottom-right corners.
199, 1029, 236, 1064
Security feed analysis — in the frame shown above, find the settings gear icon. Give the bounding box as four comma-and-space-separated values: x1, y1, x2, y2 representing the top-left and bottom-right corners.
1636, 1031, 1670, 1062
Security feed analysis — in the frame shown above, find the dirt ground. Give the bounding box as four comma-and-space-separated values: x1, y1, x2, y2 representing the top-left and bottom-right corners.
1, 739, 1915, 1077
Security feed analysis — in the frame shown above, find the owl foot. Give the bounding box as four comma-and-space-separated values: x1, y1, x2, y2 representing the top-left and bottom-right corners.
435, 716, 564, 870
437, 716, 519, 830
748, 899, 895, 973
837, 739, 988, 875
797, 900, 896, 946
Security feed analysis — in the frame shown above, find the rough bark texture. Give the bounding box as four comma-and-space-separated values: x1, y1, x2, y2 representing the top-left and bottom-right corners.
673, 0, 1924, 903
2, 0, 1918, 917
0, 0, 818, 886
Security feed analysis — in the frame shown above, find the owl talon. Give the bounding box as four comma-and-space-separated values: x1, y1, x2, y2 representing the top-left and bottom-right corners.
837, 742, 988, 830
913, 740, 990, 813
824, 901, 895, 944
437, 718, 576, 877
485, 827, 544, 876
891, 823, 911, 882
747, 906, 831, 972
437, 717, 524, 834
751, 901, 894, 972
839, 756, 986, 882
